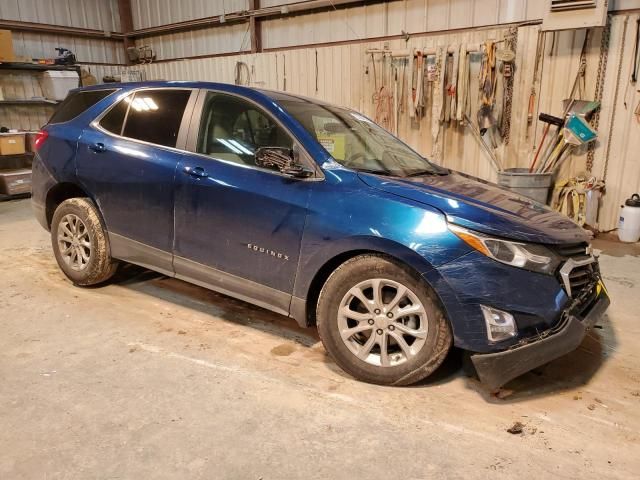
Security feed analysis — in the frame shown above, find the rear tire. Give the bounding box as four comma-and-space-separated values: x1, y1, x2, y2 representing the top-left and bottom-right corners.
51, 197, 118, 286
317, 254, 452, 386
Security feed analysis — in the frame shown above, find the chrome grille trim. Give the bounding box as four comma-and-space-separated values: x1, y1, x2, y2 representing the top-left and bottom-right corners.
559, 256, 596, 297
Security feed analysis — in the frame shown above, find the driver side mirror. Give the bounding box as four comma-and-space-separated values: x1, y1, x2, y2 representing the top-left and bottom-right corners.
254, 147, 314, 178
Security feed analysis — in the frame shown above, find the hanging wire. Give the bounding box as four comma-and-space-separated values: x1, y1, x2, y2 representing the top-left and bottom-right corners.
238, 23, 251, 52
235, 61, 251, 85
328, 0, 361, 40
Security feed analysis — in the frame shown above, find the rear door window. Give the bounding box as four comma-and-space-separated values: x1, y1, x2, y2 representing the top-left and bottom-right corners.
49, 89, 116, 124
121, 89, 191, 148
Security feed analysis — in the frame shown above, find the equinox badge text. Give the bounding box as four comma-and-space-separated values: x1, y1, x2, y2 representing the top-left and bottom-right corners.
247, 243, 289, 261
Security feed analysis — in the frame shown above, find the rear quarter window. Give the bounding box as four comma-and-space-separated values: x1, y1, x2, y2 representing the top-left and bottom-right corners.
121, 89, 191, 148
99, 95, 130, 135
49, 89, 117, 124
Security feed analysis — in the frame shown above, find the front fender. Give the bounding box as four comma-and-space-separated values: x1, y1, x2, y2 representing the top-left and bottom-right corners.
294, 235, 439, 300
290, 171, 473, 326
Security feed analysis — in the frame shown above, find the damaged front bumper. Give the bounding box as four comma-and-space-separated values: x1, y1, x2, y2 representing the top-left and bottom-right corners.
471, 282, 610, 390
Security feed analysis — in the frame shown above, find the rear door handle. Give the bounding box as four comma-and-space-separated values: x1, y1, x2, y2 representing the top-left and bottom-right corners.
183, 166, 208, 178
89, 142, 106, 153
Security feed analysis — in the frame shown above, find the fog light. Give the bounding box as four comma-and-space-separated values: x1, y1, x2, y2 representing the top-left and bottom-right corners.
480, 305, 517, 342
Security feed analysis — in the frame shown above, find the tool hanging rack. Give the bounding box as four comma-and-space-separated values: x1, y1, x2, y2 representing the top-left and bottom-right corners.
364, 36, 512, 168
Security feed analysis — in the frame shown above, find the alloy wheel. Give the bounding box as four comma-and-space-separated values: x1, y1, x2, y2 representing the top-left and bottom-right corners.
337, 278, 429, 367
57, 214, 92, 271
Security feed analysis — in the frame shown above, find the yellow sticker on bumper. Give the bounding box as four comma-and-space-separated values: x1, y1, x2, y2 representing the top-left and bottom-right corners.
597, 280, 608, 296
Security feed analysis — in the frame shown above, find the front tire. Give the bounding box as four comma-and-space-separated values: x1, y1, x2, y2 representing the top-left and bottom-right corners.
317, 254, 452, 386
51, 197, 118, 286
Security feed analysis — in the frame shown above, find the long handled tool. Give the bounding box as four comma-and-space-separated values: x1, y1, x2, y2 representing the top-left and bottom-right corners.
543, 113, 597, 173
465, 114, 503, 172
529, 113, 563, 172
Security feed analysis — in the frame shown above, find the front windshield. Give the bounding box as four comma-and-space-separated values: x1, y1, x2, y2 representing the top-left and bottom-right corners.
278, 99, 446, 177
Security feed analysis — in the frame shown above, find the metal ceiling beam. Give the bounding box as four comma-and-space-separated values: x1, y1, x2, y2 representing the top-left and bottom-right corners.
0, 19, 124, 40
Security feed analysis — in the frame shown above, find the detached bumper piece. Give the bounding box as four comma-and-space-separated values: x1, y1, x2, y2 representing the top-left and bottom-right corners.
471, 286, 610, 390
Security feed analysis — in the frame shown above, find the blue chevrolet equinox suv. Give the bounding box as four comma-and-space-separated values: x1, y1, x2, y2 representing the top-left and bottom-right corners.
32, 82, 610, 389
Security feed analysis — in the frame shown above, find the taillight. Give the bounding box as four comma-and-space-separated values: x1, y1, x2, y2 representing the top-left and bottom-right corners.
34, 130, 49, 150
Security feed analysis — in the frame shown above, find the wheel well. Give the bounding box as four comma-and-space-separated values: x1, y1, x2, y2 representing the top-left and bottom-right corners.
303, 249, 452, 334
45, 183, 89, 228
304, 249, 409, 327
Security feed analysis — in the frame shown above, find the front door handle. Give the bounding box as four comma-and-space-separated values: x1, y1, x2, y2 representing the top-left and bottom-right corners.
183, 166, 208, 178
89, 142, 106, 153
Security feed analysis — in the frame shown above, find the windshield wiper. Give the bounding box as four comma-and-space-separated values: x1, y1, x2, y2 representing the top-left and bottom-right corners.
404, 167, 449, 177
354, 168, 394, 176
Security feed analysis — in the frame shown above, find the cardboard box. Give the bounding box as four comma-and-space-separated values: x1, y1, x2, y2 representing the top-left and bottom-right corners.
0, 134, 26, 156
0, 29, 15, 63
25, 131, 39, 153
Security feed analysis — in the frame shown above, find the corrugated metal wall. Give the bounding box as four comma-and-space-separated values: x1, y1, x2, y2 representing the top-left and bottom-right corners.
589, 14, 640, 231
0, 0, 121, 31
131, 0, 248, 29
10, 31, 125, 64
135, 23, 251, 60
129, 0, 546, 61
262, 0, 545, 49
0, 0, 125, 130
0, 0, 124, 63
125, 0, 640, 61
130, 0, 251, 60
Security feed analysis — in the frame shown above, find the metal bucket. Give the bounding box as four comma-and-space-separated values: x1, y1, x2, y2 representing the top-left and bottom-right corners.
497, 168, 553, 204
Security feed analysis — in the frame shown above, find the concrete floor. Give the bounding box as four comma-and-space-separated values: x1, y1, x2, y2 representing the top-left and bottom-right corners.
1, 198, 639, 479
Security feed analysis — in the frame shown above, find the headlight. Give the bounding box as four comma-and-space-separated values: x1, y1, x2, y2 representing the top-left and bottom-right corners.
449, 224, 561, 274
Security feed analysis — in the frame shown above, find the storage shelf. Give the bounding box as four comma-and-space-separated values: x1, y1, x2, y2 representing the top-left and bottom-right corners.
0, 99, 60, 105
0, 152, 34, 158
0, 167, 31, 174
0, 62, 81, 73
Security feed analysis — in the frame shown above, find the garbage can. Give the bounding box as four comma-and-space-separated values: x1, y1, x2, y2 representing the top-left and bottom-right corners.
497, 168, 553, 204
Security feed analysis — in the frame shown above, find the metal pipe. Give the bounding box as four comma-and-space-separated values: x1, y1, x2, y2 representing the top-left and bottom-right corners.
366, 45, 482, 55
464, 114, 503, 172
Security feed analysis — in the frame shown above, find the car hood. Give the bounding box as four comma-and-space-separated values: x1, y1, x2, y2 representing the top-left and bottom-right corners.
358, 171, 589, 244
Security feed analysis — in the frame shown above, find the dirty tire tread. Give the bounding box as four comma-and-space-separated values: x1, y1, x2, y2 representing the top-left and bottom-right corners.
316, 254, 452, 386
51, 197, 118, 287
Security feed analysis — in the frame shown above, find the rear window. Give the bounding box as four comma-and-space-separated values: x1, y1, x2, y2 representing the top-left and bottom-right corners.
49, 89, 116, 124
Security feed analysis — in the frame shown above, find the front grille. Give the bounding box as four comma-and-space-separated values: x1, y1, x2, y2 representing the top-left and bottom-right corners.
555, 242, 591, 260
568, 263, 594, 294
553, 242, 597, 298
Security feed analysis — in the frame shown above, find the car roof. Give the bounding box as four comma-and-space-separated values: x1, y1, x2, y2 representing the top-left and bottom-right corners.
74, 80, 337, 108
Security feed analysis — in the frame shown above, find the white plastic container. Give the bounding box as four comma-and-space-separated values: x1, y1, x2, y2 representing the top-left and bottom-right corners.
618, 193, 640, 243
40, 70, 79, 101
